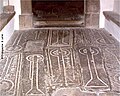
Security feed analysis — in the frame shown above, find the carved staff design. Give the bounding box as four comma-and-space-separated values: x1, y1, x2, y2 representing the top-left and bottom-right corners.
79, 47, 108, 88
26, 54, 45, 95
50, 48, 70, 87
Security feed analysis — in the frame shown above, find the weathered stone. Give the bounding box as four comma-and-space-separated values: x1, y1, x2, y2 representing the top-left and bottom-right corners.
85, 14, 91, 27
21, 0, 32, 14
91, 14, 99, 27
99, 92, 120, 96
3, 5, 14, 13
0, 12, 15, 31
19, 0, 100, 28
19, 14, 33, 29
86, 1, 100, 13
52, 88, 96, 96
0, 28, 119, 96
103, 11, 120, 27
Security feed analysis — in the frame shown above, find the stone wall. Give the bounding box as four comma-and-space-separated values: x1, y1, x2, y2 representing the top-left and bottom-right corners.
19, 0, 100, 29
85, 0, 100, 28
19, 0, 33, 29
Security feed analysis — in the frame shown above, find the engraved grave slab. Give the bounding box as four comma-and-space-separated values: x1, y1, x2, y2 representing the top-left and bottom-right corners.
1, 28, 120, 96
77, 46, 110, 92
45, 47, 81, 91
20, 53, 46, 96
47, 29, 73, 47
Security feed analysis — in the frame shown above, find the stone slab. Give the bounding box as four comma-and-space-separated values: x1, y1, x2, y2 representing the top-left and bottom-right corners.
0, 28, 119, 96
0, 12, 15, 31
3, 5, 14, 13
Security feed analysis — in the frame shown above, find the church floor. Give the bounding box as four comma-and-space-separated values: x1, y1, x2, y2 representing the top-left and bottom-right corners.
0, 28, 120, 96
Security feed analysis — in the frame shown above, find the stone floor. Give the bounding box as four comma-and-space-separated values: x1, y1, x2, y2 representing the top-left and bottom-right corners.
0, 28, 120, 96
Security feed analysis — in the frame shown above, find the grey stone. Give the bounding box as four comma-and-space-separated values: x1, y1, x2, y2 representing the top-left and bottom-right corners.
0, 28, 119, 96
19, 14, 33, 29
3, 5, 14, 13
86, 1, 100, 13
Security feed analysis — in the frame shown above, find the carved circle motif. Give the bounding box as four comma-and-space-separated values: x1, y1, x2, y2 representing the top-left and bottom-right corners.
79, 46, 99, 55
113, 73, 120, 86
0, 80, 13, 92
26, 54, 44, 62
50, 48, 70, 57
97, 38, 106, 44
6, 45, 22, 52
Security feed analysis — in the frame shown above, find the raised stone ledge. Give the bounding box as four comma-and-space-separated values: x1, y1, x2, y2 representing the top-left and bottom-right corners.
0, 12, 15, 31
103, 11, 120, 27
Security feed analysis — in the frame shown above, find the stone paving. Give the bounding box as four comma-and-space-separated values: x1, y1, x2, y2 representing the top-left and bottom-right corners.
0, 28, 120, 96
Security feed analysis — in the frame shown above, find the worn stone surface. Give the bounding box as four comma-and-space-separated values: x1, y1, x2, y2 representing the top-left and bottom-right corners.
86, 0, 100, 13
19, 14, 33, 29
91, 14, 99, 27
0, 12, 15, 31
3, 5, 14, 13
99, 92, 120, 96
21, 0, 32, 14
103, 11, 120, 27
0, 28, 120, 96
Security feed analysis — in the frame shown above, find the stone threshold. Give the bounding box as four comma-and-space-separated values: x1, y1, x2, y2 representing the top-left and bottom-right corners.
0, 12, 15, 31
103, 11, 120, 27
33, 20, 85, 27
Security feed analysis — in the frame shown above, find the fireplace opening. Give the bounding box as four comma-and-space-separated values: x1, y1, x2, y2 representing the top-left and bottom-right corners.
32, 0, 85, 27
